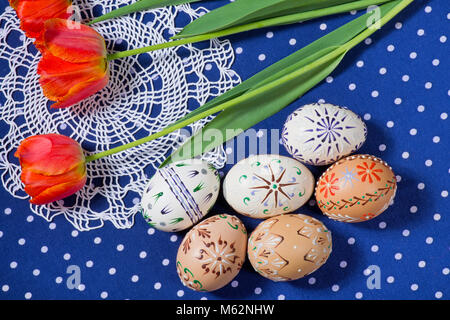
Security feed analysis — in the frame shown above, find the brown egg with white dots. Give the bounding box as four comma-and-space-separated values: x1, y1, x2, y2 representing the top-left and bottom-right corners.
315, 154, 397, 223
247, 214, 332, 282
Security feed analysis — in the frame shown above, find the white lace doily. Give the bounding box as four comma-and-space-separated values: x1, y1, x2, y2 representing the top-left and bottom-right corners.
0, 0, 240, 231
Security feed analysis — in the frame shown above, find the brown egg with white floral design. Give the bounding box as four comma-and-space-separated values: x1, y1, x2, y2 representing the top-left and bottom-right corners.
176, 214, 247, 292
315, 154, 397, 223
248, 214, 332, 281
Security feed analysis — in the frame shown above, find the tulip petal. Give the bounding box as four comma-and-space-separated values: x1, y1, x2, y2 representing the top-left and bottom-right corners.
41, 18, 107, 63
29, 174, 87, 205
15, 134, 85, 175
10, 0, 71, 38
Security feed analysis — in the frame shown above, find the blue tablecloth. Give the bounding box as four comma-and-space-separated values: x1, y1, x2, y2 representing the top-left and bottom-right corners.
0, 0, 448, 300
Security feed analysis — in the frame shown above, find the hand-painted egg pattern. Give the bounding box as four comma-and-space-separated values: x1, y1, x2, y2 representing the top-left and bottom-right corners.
223, 154, 315, 219
140, 160, 220, 232
282, 103, 367, 166
315, 154, 397, 223
176, 214, 247, 292
248, 214, 332, 282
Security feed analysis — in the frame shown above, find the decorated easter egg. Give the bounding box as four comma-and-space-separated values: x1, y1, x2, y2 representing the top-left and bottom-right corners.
176, 214, 247, 292
223, 154, 315, 219
248, 214, 332, 282
141, 160, 220, 232
315, 154, 397, 223
282, 103, 367, 166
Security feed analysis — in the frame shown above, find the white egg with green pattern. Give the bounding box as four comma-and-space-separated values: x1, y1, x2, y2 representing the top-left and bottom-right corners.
223, 154, 315, 219
141, 160, 220, 232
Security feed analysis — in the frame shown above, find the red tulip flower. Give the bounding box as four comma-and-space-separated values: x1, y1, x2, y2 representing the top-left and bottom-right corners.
15, 134, 87, 205
9, 0, 72, 38
36, 18, 109, 108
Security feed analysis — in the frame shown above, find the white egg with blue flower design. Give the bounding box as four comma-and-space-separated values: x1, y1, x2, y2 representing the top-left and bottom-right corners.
223, 154, 314, 219
141, 160, 220, 232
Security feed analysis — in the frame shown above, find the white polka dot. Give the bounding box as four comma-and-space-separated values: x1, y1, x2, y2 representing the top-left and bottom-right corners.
425, 82, 432, 89
33, 269, 40, 276
425, 159, 433, 167
326, 76, 333, 83
441, 190, 448, 198
154, 282, 161, 290
266, 31, 273, 38
410, 206, 418, 213
177, 290, 184, 297
417, 29, 425, 36
395, 253, 402, 260
349, 83, 356, 91
379, 67, 387, 75
94, 237, 102, 244
443, 268, 449, 275
410, 284, 419, 291
371, 245, 379, 252
26, 215, 34, 222
356, 60, 364, 67
402, 229, 410, 237
418, 261, 426, 268
424, 6, 432, 13
425, 237, 433, 244
231, 280, 239, 288
331, 284, 339, 292
2, 285, 9, 292
432, 59, 440, 66
116, 244, 124, 251
109, 268, 116, 275
77, 284, 85, 291
340, 261, 347, 268
386, 120, 394, 128
320, 23, 327, 30
204, 64, 212, 71
417, 105, 425, 112
24, 292, 32, 299
395, 22, 402, 29
254, 287, 262, 294
371, 90, 379, 98
4, 208, 11, 215
71, 230, 78, 237
86, 260, 94, 268
365, 37, 372, 45
433, 213, 441, 221
162, 259, 170, 266
55, 277, 63, 284
432, 136, 440, 143
10, 261, 17, 269
387, 44, 395, 52
0, 231, 3, 238
308, 277, 316, 285
402, 152, 409, 159
18, 238, 25, 245
409, 128, 417, 135
394, 98, 402, 105
387, 276, 395, 283
63, 253, 71, 261
402, 74, 410, 82
379, 144, 386, 151
396, 175, 402, 182
131, 275, 139, 282
441, 112, 448, 120
440, 35, 447, 43
417, 183, 425, 190
278, 294, 285, 300
49, 223, 56, 230
289, 38, 296, 46
139, 251, 147, 259
100, 291, 108, 299
379, 221, 387, 229
363, 268, 371, 276
258, 54, 266, 61
235, 47, 243, 54
350, 10, 357, 15
355, 292, 363, 299
347, 237, 356, 245
435, 291, 443, 299
410, 52, 417, 59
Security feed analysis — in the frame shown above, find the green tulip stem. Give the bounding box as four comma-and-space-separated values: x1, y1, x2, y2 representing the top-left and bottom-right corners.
106, 0, 393, 61
87, 0, 413, 163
